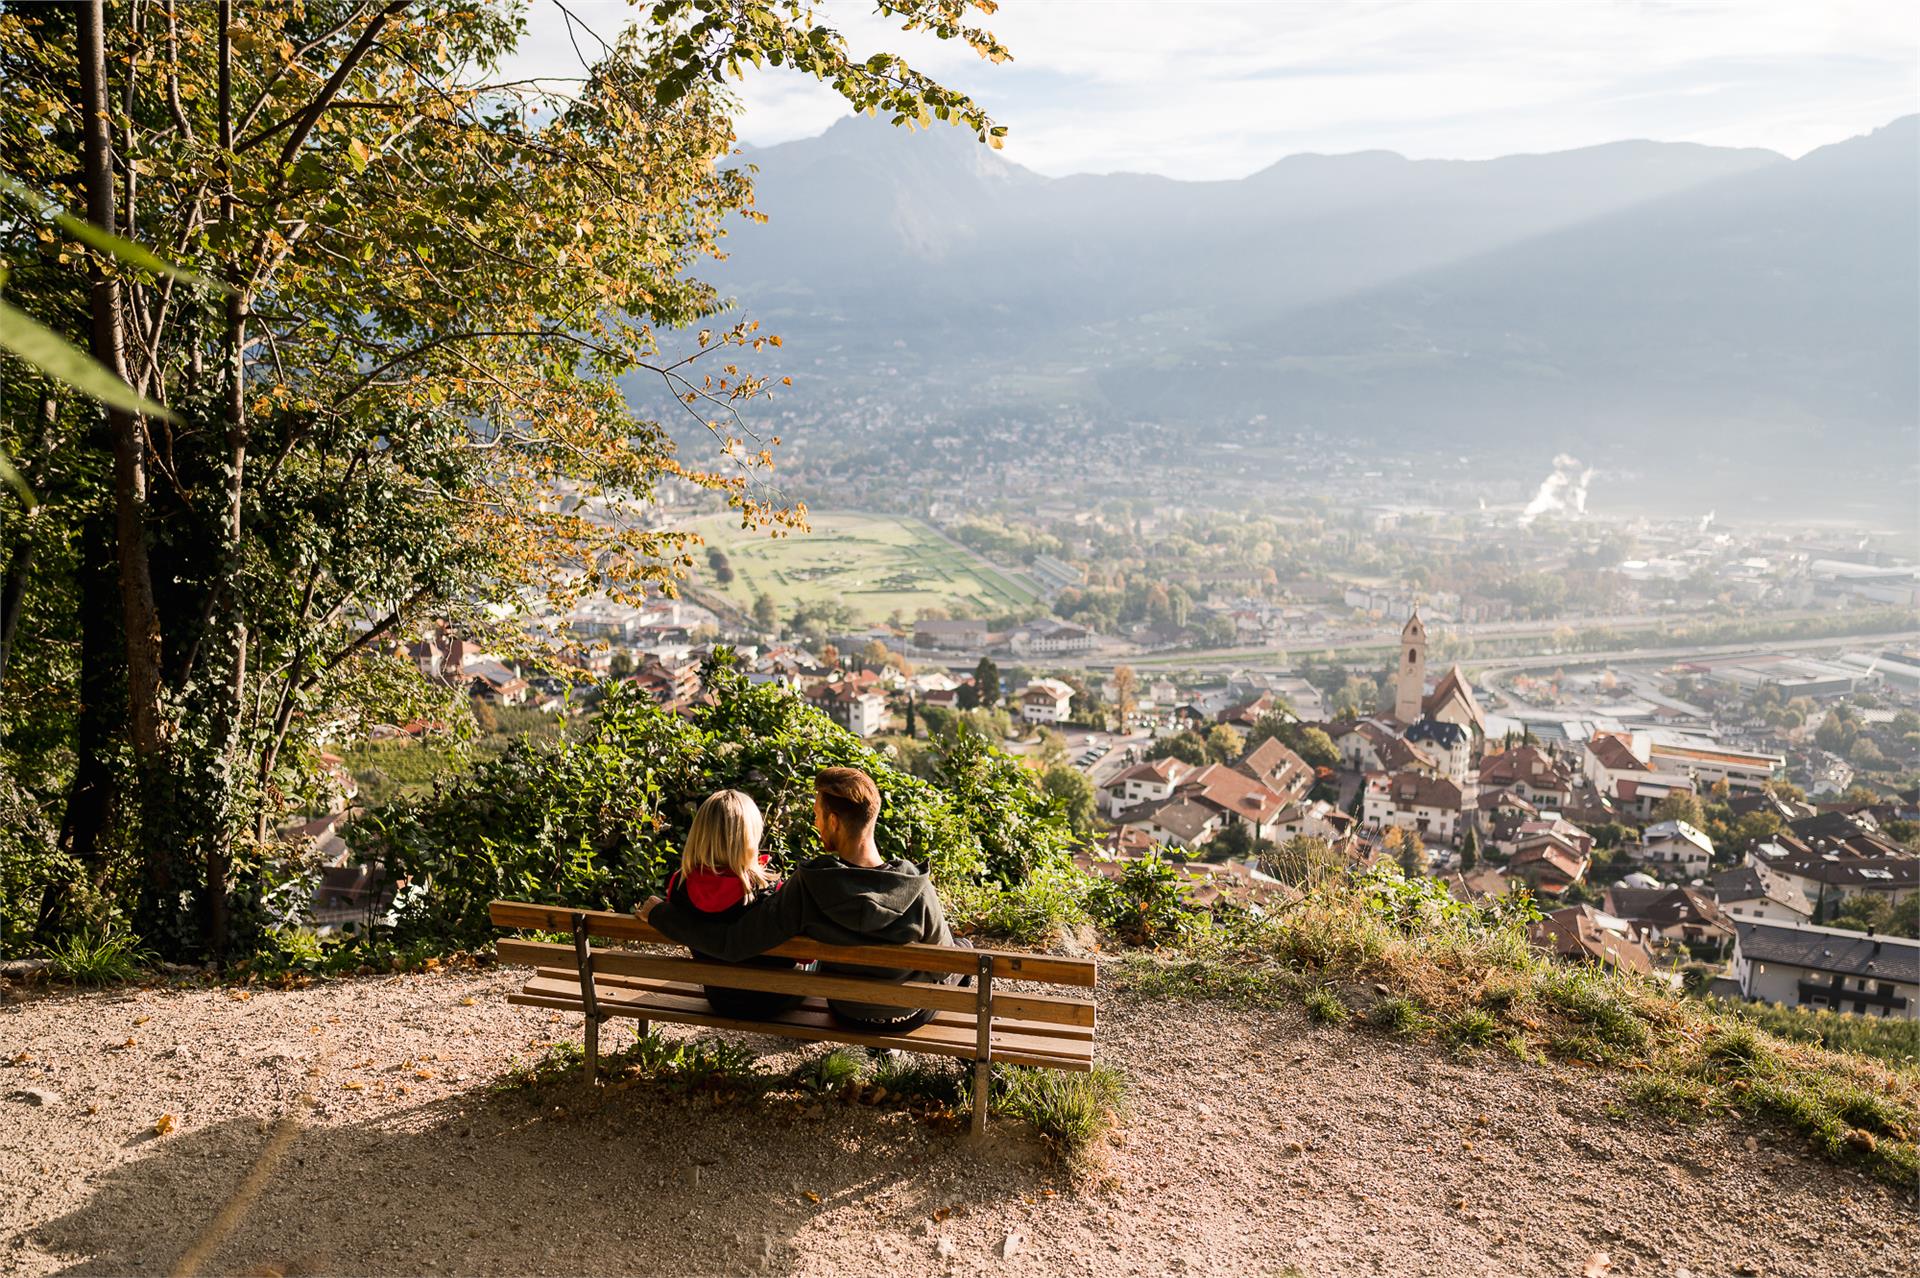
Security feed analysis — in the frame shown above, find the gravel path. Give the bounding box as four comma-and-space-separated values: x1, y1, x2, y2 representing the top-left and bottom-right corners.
3, 966, 1914, 1277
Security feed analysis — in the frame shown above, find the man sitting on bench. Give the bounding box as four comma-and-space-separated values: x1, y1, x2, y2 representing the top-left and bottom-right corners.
639, 767, 964, 1032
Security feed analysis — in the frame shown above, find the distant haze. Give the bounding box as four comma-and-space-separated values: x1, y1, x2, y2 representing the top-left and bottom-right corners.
699, 114, 1918, 516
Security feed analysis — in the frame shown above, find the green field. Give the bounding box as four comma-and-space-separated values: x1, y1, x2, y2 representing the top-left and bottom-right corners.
693, 510, 1041, 624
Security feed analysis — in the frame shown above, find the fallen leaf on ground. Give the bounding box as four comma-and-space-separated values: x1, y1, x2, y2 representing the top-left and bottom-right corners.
1583, 1252, 1612, 1277
153, 1114, 176, 1136
1001, 1232, 1023, 1259
342, 1081, 365, 1091
458, 996, 476, 1007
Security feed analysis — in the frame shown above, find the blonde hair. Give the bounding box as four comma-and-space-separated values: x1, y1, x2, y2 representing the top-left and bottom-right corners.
682, 790, 772, 895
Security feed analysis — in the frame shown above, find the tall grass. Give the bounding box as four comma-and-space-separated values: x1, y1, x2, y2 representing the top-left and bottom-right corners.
44, 928, 150, 986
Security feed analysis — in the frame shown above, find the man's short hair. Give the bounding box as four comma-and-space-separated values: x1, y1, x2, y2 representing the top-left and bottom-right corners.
815, 767, 881, 833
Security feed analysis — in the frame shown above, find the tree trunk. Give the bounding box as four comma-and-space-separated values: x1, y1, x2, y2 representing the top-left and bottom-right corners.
47, 503, 124, 940
0, 396, 56, 687
75, 0, 166, 759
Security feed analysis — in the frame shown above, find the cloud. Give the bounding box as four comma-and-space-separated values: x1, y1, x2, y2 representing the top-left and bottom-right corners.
498, 0, 1920, 179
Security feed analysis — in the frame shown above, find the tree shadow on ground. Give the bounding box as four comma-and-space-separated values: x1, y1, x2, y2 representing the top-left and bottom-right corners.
33, 1064, 1056, 1277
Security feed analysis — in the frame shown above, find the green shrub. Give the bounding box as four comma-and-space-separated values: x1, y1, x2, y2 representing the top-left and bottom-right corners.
365, 664, 1079, 949
1087, 851, 1201, 946
1706, 997, 1920, 1068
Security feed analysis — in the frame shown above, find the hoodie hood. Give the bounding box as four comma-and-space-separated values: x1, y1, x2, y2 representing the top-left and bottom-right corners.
799, 856, 933, 944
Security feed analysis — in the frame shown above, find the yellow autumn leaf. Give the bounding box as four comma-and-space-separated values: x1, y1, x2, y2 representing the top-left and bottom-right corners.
153, 1114, 176, 1136
342, 1081, 365, 1091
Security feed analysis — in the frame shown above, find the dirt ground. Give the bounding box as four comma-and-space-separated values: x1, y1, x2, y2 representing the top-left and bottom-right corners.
3, 965, 1915, 1278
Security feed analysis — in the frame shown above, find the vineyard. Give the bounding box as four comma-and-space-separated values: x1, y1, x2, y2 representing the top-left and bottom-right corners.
691, 510, 1042, 624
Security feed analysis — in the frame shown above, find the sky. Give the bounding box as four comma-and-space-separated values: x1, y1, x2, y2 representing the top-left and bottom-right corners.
501, 0, 1920, 180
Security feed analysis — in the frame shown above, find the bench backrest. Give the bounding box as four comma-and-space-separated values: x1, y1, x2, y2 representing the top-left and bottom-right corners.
490, 900, 1095, 987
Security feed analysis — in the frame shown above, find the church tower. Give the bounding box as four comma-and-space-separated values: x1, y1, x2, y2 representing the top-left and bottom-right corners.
1394, 609, 1427, 724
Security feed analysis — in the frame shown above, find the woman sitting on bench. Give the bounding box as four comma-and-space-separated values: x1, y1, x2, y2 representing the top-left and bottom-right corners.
658, 789, 809, 1020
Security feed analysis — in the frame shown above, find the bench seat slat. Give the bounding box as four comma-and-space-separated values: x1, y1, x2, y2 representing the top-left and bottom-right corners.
532, 968, 1093, 1043
501, 939, 1095, 1029
508, 985, 1093, 1072
489, 899, 1096, 988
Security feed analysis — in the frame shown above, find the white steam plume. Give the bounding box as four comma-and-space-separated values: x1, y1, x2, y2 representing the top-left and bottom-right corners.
1520, 455, 1596, 525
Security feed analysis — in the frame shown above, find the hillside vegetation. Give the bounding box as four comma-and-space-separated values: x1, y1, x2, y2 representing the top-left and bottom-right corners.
18, 663, 1917, 1191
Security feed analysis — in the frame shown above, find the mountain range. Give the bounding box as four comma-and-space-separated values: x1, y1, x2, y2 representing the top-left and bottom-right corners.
701, 115, 1918, 511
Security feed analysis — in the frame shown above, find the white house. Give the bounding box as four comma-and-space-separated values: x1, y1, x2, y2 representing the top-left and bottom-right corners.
1404, 719, 1473, 785
1006, 619, 1097, 656
1017, 677, 1075, 724
1098, 757, 1197, 818
807, 683, 887, 737
1639, 819, 1715, 877
1729, 920, 1917, 1018
1711, 863, 1814, 925
1363, 771, 1465, 844
1581, 731, 1695, 820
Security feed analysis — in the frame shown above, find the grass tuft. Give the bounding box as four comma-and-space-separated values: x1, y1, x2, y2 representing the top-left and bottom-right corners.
1442, 1008, 1499, 1055
44, 928, 150, 987
993, 1064, 1127, 1167
1369, 994, 1425, 1035
867, 1053, 967, 1107
1624, 1072, 1717, 1122
791, 1046, 866, 1095
1304, 985, 1350, 1026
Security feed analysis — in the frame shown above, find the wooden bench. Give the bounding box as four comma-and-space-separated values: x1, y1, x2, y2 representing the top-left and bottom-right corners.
489, 899, 1097, 1135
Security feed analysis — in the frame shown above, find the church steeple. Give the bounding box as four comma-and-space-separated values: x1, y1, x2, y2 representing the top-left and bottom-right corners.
1394, 608, 1427, 723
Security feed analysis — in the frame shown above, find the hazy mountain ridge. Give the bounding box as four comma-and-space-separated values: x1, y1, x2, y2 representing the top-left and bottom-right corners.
710, 115, 1917, 503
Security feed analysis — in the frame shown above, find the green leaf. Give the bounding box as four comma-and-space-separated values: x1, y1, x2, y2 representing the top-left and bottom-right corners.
0, 173, 217, 291
0, 446, 34, 509
51, 210, 220, 289
0, 298, 179, 423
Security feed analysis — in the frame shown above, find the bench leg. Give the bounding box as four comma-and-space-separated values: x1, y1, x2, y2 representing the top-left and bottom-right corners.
972, 953, 993, 1138
583, 1014, 599, 1084
971, 1061, 990, 1138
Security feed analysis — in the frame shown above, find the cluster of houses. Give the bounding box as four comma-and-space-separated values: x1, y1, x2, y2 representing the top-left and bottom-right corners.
1083, 610, 1919, 1020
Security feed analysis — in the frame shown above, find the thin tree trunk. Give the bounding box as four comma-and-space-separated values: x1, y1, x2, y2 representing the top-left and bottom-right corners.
202, 0, 246, 961
0, 395, 56, 687
47, 503, 123, 940
76, 0, 166, 759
